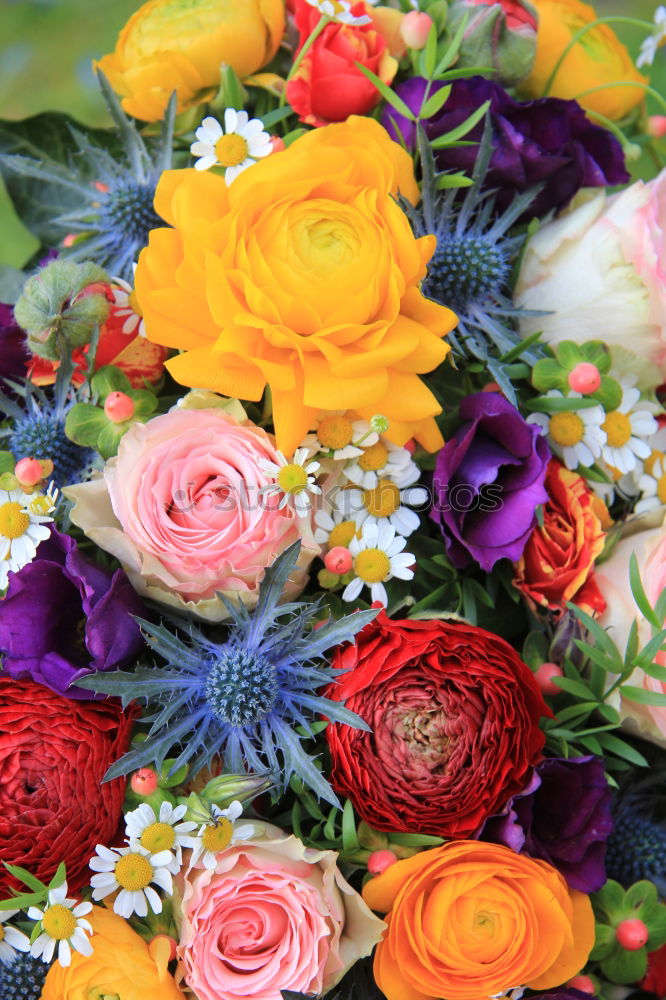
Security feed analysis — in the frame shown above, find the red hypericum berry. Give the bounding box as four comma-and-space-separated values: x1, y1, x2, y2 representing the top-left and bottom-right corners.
324, 546, 353, 575
566, 975, 596, 994
568, 362, 602, 394
104, 391, 136, 423
368, 849, 398, 875
14, 457, 45, 487
616, 918, 649, 950
647, 115, 666, 139
270, 136, 286, 153
131, 767, 159, 796
534, 662, 563, 696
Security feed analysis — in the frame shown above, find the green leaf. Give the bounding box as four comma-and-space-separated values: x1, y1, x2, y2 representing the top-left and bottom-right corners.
594, 878, 625, 917
524, 394, 601, 413
0, 451, 15, 476
418, 24, 439, 79
434, 10, 470, 76
97, 421, 126, 460
553, 702, 598, 724
647, 907, 666, 949
522, 630, 549, 669
595, 732, 648, 767
354, 64, 416, 120
91, 364, 132, 399
601, 945, 647, 985
418, 85, 452, 121
47, 862, 67, 890
567, 602, 624, 668
553, 341, 582, 369
630, 552, 662, 630
0, 264, 26, 304
590, 923, 616, 961
580, 340, 611, 372
3, 863, 47, 893
624, 619, 640, 667
596, 703, 621, 725
260, 106, 293, 130
131, 391, 159, 420
550, 676, 598, 700
593, 375, 622, 411
626, 880, 658, 913
341, 798, 359, 853
389, 833, 445, 846
429, 101, 490, 148
621, 684, 666, 706
435, 171, 474, 189
499, 330, 544, 364
64, 403, 107, 449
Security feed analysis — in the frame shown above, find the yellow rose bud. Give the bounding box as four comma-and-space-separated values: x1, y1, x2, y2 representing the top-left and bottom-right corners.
519, 0, 648, 120
97, 0, 286, 121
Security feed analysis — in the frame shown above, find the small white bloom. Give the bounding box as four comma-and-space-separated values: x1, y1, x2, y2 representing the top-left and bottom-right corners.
304, 0, 372, 23
188, 801, 256, 871
259, 447, 322, 515
0, 910, 30, 966
89, 844, 173, 918
302, 414, 378, 462
342, 522, 415, 607
343, 438, 415, 490
124, 801, 198, 874
336, 478, 428, 538
109, 270, 145, 338
28, 882, 93, 968
528, 391, 606, 470
190, 110, 272, 184
313, 507, 357, 547
599, 383, 658, 475
0, 485, 57, 590
635, 451, 666, 514
637, 5, 666, 67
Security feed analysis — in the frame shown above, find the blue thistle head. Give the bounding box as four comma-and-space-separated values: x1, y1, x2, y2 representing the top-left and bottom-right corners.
605, 779, 666, 895
0, 73, 173, 282
76, 543, 378, 806
0, 952, 50, 1000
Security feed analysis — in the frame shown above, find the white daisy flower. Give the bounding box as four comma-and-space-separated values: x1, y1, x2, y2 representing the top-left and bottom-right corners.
188, 801, 256, 871
304, 0, 372, 23
528, 391, 606, 470
124, 801, 198, 875
28, 882, 93, 968
637, 5, 666, 67
599, 384, 658, 475
343, 522, 415, 607
109, 270, 145, 338
0, 484, 57, 590
343, 438, 415, 490
259, 447, 322, 515
89, 844, 173, 918
302, 414, 379, 462
0, 911, 30, 966
635, 451, 666, 514
336, 477, 428, 537
313, 507, 358, 548
190, 111, 272, 184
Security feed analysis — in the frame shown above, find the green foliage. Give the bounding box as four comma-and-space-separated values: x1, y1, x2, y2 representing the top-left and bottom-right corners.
65, 364, 158, 459
531, 339, 622, 411
0, 861, 66, 912
590, 879, 666, 984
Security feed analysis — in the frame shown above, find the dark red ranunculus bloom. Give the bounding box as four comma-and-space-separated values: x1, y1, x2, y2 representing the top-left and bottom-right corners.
325, 612, 550, 839
0, 679, 136, 894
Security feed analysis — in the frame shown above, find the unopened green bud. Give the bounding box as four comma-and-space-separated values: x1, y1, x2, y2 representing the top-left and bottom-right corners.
200, 770, 274, 808
357, 821, 390, 852
14, 259, 110, 361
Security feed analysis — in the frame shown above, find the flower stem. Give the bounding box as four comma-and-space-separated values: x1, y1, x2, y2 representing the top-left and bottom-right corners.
542, 16, 655, 97
280, 15, 331, 107
572, 80, 666, 114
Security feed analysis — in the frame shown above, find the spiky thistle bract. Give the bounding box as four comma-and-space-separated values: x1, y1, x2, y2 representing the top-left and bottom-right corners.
77, 543, 378, 806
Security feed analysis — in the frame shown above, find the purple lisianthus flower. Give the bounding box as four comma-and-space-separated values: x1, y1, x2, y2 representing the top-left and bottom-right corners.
431, 391, 550, 571
382, 75, 629, 218
0, 526, 145, 698
481, 755, 614, 892
0, 303, 29, 387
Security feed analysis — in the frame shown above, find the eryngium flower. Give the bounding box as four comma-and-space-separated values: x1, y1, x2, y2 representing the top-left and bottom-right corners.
76, 543, 377, 805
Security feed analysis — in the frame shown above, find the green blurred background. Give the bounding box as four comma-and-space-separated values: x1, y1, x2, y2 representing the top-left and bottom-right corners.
0, 0, 663, 268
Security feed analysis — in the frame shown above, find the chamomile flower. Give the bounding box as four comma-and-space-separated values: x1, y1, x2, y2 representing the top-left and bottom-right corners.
313, 508, 358, 548
0, 911, 30, 966
343, 438, 415, 490
635, 451, 666, 514
0, 484, 57, 589
188, 801, 256, 871
124, 801, 197, 874
343, 522, 415, 606
191, 111, 272, 184
109, 272, 145, 338
304, 0, 372, 23
600, 384, 658, 475
89, 844, 173, 918
303, 414, 379, 462
637, 5, 666, 67
28, 883, 93, 968
528, 391, 606, 470
259, 447, 321, 515
336, 478, 429, 537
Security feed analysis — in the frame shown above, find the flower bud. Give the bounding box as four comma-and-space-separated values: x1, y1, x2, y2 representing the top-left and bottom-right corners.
615, 918, 649, 951
14, 260, 110, 361
647, 115, 666, 139
14, 457, 46, 488
131, 767, 159, 795
568, 361, 602, 394
445, 0, 537, 87
200, 770, 274, 807
368, 849, 398, 874
533, 661, 563, 696
324, 546, 353, 575
400, 10, 433, 49
105, 391, 136, 423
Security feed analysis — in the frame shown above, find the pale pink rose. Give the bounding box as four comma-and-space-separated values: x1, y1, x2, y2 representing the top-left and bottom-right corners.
516, 171, 666, 390
595, 513, 666, 746
64, 408, 319, 621
176, 825, 385, 1000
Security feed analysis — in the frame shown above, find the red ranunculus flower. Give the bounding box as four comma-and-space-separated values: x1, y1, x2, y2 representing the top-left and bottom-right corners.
325, 612, 550, 839
0, 679, 136, 895
286, 0, 398, 126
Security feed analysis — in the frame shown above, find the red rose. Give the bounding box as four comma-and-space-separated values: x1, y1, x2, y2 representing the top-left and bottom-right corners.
325, 612, 550, 839
0, 679, 136, 894
286, 0, 398, 126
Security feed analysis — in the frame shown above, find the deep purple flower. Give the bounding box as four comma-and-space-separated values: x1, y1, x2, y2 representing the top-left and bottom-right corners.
481, 756, 614, 892
0, 303, 29, 387
431, 391, 550, 571
0, 526, 145, 698
382, 76, 629, 218
528, 993, 592, 1000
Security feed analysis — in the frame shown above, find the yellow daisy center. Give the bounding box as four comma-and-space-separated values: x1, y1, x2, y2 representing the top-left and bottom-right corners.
657, 476, 666, 505
128, 288, 143, 317
355, 548, 390, 584
549, 411, 585, 447
359, 441, 388, 472
0, 501, 29, 539
201, 818, 233, 853
0, 925, 5, 942
318, 415, 353, 450
140, 821, 176, 854
277, 463, 308, 494
603, 411, 632, 448
29, 495, 51, 516
115, 853, 153, 891
363, 479, 401, 518
215, 134, 248, 168
42, 904, 76, 941
329, 520, 357, 548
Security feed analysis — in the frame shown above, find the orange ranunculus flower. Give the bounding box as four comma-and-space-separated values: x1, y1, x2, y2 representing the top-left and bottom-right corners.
41, 906, 185, 999
136, 117, 456, 455
519, 0, 648, 120
362, 840, 595, 1000
96, 0, 285, 121
514, 458, 611, 615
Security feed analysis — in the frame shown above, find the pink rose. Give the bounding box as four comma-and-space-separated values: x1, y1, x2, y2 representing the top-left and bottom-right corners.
177, 824, 385, 1000
65, 405, 318, 620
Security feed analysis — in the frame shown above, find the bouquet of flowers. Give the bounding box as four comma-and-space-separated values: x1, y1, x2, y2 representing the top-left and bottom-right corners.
0, 0, 666, 997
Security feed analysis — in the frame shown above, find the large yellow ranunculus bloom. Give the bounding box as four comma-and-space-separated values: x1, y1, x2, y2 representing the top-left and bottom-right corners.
97, 0, 285, 121
362, 840, 595, 1000
40, 906, 186, 999
136, 117, 456, 454
519, 0, 647, 120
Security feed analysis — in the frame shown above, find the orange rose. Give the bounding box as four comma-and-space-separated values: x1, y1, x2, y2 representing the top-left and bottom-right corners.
362, 840, 595, 1000
514, 458, 610, 615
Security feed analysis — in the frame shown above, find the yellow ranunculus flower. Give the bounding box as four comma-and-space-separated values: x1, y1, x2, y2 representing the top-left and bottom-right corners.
136, 117, 456, 455
97, 0, 285, 121
519, 0, 648, 120
40, 906, 185, 999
